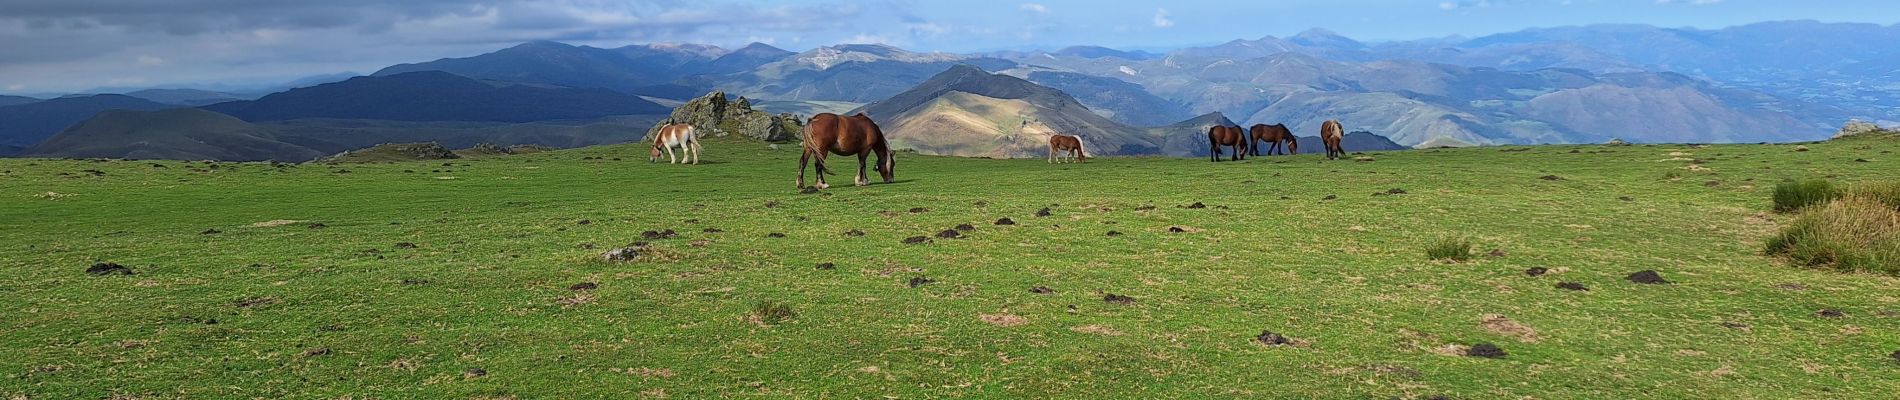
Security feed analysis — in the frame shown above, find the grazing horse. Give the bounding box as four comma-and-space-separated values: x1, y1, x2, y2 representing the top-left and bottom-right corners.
798, 113, 895, 189
649, 123, 701, 164
1048, 134, 1087, 163
1249, 124, 1297, 156
1320, 120, 1346, 160
1207, 125, 1247, 162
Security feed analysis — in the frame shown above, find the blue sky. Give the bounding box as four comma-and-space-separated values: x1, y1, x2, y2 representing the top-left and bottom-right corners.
0, 0, 1895, 93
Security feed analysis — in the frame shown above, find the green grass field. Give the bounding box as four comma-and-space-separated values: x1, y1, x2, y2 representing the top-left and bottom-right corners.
3, 137, 1897, 399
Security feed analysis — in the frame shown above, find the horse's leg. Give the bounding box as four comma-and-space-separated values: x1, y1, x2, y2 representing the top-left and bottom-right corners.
797, 149, 809, 188
664, 143, 677, 164
855, 153, 869, 186
689, 139, 701, 164
1049, 146, 1057, 164
813, 152, 831, 189
1210, 142, 1219, 162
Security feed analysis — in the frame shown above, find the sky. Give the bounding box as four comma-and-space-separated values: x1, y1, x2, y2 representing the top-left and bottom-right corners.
1, 0, 1896, 94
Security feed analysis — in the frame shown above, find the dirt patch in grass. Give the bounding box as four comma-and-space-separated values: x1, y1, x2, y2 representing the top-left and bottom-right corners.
935, 229, 962, 239
907, 277, 934, 288
233, 296, 278, 308
954, 223, 975, 231
1103, 293, 1135, 304
1817, 309, 1845, 318
1070, 324, 1124, 336
642, 229, 678, 240
979, 313, 1028, 327
1479, 314, 1540, 343
250, 219, 301, 228
995, 217, 1016, 225
86, 262, 134, 275
902, 236, 929, 244
1466, 343, 1507, 359
1255, 330, 1292, 346
1556, 282, 1589, 291
1626, 270, 1670, 284
1106, 230, 1124, 236
1030, 286, 1054, 294
1524, 267, 1548, 277
815, 262, 835, 270
568, 282, 598, 291
1035, 207, 1052, 217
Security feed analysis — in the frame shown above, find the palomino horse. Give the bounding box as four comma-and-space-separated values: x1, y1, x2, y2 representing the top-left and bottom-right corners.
798, 113, 895, 189
1249, 124, 1297, 156
1320, 120, 1345, 160
1048, 134, 1087, 163
1207, 125, 1247, 162
649, 123, 701, 164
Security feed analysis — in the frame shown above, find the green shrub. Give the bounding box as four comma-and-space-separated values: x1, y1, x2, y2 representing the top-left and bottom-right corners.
1425, 237, 1473, 262
1765, 196, 1900, 276
1772, 179, 1840, 213
752, 301, 796, 325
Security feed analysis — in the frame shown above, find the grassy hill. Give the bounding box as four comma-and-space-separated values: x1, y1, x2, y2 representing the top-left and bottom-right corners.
1, 138, 1897, 398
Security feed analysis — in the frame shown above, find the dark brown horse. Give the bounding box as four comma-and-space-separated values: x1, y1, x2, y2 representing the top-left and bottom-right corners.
1320, 120, 1345, 160
1048, 134, 1087, 163
1208, 125, 1247, 162
798, 113, 895, 189
1249, 123, 1296, 156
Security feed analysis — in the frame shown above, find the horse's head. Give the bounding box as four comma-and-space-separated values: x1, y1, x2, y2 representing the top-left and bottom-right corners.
1288, 138, 1299, 154
648, 144, 661, 162
877, 151, 896, 183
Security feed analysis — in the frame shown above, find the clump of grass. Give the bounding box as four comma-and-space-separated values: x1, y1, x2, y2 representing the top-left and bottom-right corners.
1764, 196, 1900, 275
1845, 181, 1900, 210
1425, 237, 1474, 262
1772, 179, 1840, 213
751, 301, 797, 325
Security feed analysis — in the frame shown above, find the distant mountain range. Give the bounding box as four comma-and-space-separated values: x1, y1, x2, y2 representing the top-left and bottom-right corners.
0, 95, 173, 156
26, 108, 663, 161
6, 20, 1894, 160
204, 71, 669, 122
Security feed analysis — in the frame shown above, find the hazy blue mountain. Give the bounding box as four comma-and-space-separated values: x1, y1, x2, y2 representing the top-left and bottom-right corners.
0, 94, 173, 155
0, 95, 39, 107
705, 42, 796, 74
126, 89, 249, 106
720, 44, 1019, 102
373, 41, 732, 94
203, 71, 669, 123
1023, 71, 1191, 127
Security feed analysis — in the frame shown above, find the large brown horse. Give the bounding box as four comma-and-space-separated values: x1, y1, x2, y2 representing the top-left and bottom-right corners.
1248, 123, 1296, 156
1320, 120, 1345, 160
798, 113, 895, 189
1048, 134, 1087, 163
1207, 125, 1247, 162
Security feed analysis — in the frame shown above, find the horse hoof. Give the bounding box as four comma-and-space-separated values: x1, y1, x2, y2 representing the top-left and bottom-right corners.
817, 183, 830, 189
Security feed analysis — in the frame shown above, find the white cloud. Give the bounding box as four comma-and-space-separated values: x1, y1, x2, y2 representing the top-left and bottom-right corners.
1019, 3, 1048, 15
1152, 8, 1174, 28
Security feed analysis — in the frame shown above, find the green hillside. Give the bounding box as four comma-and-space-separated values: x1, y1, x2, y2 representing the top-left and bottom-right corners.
2, 138, 1897, 398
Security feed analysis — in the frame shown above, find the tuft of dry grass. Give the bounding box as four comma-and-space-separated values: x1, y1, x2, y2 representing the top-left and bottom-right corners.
1764, 195, 1900, 275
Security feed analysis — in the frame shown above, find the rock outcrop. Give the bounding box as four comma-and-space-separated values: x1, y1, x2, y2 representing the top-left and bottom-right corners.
648, 91, 802, 142
1835, 119, 1897, 139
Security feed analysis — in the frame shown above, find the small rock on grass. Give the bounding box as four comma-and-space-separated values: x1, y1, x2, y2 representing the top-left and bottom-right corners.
601, 247, 640, 262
